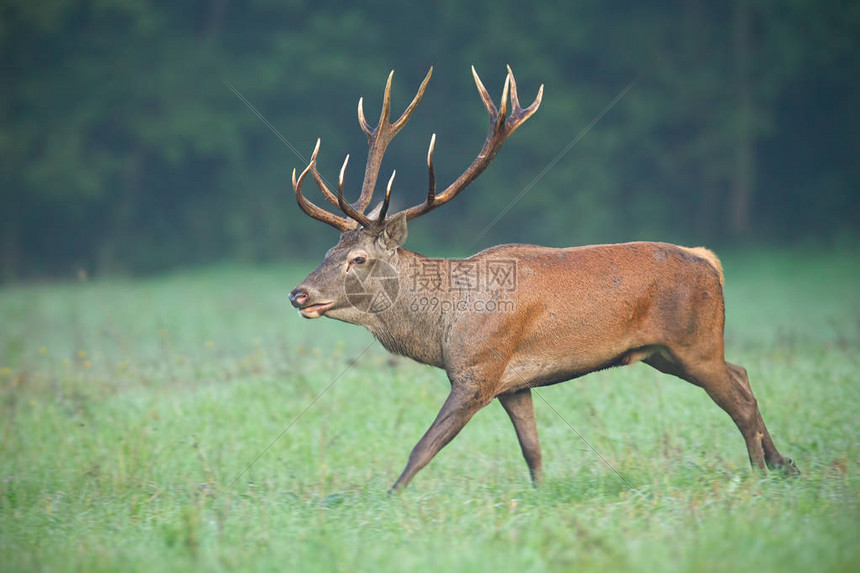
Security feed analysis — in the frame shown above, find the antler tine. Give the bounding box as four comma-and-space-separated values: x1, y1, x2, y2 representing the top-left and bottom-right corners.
471, 65, 497, 116
391, 68, 433, 133
357, 97, 372, 137
507, 65, 520, 109
336, 154, 374, 229
495, 74, 510, 131
353, 67, 434, 214
395, 66, 543, 222
338, 154, 350, 197
292, 141, 352, 231
506, 64, 544, 127
377, 170, 395, 223
380, 71, 394, 128
358, 71, 394, 140
304, 139, 341, 208
426, 133, 437, 204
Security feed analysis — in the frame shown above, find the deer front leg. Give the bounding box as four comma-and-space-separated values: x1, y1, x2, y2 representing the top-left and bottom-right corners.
390, 387, 492, 492
498, 389, 543, 485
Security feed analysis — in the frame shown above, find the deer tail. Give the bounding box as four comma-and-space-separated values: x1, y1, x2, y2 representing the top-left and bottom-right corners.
682, 246, 724, 286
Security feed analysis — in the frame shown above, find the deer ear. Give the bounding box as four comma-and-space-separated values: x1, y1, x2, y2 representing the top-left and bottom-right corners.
382, 212, 408, 248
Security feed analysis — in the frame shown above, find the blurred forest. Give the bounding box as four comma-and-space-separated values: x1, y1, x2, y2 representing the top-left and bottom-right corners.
1, 0, 858, 280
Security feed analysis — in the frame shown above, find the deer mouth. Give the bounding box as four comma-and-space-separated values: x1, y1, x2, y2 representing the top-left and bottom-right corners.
298, 301, 334, 318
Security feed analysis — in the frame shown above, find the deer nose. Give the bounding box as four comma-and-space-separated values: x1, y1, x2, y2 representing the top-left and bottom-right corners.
289, 288, 308, 308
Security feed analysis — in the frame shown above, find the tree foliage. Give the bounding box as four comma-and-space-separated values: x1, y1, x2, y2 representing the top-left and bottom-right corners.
1, 0, 857, 279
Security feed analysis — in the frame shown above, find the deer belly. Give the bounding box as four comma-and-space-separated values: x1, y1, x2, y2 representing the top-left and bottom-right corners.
498, 343, 623, 391
497, 309, 644, 391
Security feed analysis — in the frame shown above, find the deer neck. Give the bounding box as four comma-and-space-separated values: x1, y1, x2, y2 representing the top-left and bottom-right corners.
363, 248, 457, 368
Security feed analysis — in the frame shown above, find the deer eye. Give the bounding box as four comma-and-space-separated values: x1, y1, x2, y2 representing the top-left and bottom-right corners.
350, 256, 367, 265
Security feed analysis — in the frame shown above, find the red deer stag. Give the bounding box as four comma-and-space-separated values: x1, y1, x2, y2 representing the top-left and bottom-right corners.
288, 66, 796, 490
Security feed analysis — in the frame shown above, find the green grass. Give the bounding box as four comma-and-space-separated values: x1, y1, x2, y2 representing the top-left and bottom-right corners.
1, 251, 859, 572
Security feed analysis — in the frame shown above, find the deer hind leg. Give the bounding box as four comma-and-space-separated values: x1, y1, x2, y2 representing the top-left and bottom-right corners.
725, 362, 796, 472
690, 359, 768, 469
498, 389, 543, 485
645, 350, 795, 472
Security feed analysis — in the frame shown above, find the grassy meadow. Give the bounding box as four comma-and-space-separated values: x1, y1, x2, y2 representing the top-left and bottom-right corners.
1, 250, 858, 572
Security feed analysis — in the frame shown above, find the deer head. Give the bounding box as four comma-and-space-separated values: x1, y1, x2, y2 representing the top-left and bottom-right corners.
288, 66, 543, 323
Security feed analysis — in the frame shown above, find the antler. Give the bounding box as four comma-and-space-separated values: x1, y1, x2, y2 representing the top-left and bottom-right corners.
292, 139, 352, 231
334, 154, 374, 228
356, 68, 433, 212
292, 66, 541, 231
291, 69, 433, 231
395, 65, 543, 221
